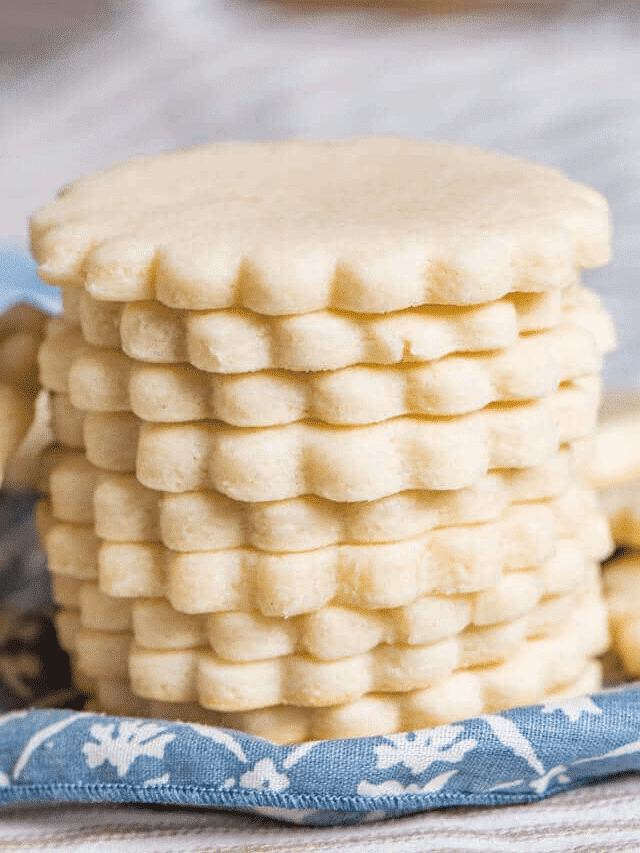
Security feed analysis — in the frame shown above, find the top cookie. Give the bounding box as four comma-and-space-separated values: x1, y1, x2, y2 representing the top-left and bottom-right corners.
31, 138, 610, 315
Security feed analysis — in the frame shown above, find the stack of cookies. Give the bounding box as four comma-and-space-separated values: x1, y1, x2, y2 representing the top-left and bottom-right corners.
32, 139, 616, 742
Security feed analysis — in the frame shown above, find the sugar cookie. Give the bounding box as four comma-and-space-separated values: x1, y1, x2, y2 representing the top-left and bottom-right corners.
31, 139, 609, 313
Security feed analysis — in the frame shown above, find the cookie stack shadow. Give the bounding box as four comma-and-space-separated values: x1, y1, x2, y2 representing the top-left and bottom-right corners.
32, 139, 618, 742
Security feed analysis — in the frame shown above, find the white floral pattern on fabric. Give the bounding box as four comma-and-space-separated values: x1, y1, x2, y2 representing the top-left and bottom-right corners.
372, 726, 477, 774
82, 721, 175, 777
358, 769, 459, 795
541, 696, 603, 722
239, 759, 290, 792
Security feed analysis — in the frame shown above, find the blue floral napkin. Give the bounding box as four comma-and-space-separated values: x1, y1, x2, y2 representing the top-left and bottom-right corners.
1, 692, 640, 826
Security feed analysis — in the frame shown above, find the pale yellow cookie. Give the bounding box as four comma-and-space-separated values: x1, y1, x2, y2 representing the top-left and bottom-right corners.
0, 301, 49, 402
78, 290, 122, 349
49, 393, 84, 448
66, 319, 605, 424
120, 290, 566, 374
135, 378, 600, 501
60, 287, 81, 323
585, 390, 640, 490
96, 516, 608, 618
0, 384, 33, 486
48, 449, 574, 547
31, 139, 609, 313
119, 656, 601, 742
128, 591, 607, 713
601, 482, 640, 548
83, 411, 139, 472
602, 553, 640, 677
128, 559, 596, 662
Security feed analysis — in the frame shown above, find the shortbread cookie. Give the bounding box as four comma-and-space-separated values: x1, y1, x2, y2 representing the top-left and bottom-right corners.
67, 320, 605, 423
0, 302, 53, 487
48, 449, 574, 546
600, 482, 640, 548
78, 289, 122, 348
128, 591, 607, 712
585, 390, 640, 490
602, 553, 640, 676
98, 519, 607, 617
4, 391, 54, 491
49, 393, 84, 448
88, 653, 603, 741
37, 323, 86, 393
135, 378, 600, 500
140, 659, 601, 742
0, 302, 48, 396
77, 279, 615, 361
83, 411, 139, 472
128, 558, 598, 661
120, 290, 568, 374
31, 139, 609, 312
0, 384, 33, 486
44, 494, 608, 616
60, 287, 81, 323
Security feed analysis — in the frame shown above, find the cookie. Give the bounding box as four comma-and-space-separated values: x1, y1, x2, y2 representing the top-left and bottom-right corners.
585, 390, 640, 490
48, 450, 574, 547
135, 378, 601, 501
601, 482, 640, 549
0, 384, 34, 485
120, 290, 566, 374
1, 387, 53, 490
602, 553, 640, 677
102, 516, 608, 618
128, 591, 607, 712
67, 319, 605, 423
31, 139, 609, 313
50, 393, 85, 448
0, 300, 49, 399
88, 653, 602, 741
78, 290, 122, 349
128, 559, 597, 661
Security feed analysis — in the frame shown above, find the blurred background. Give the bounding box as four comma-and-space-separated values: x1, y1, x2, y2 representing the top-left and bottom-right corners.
1, 0, 639, 386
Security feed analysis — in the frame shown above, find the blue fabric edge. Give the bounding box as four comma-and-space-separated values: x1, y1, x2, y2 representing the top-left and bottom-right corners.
0, 776, 617, 812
